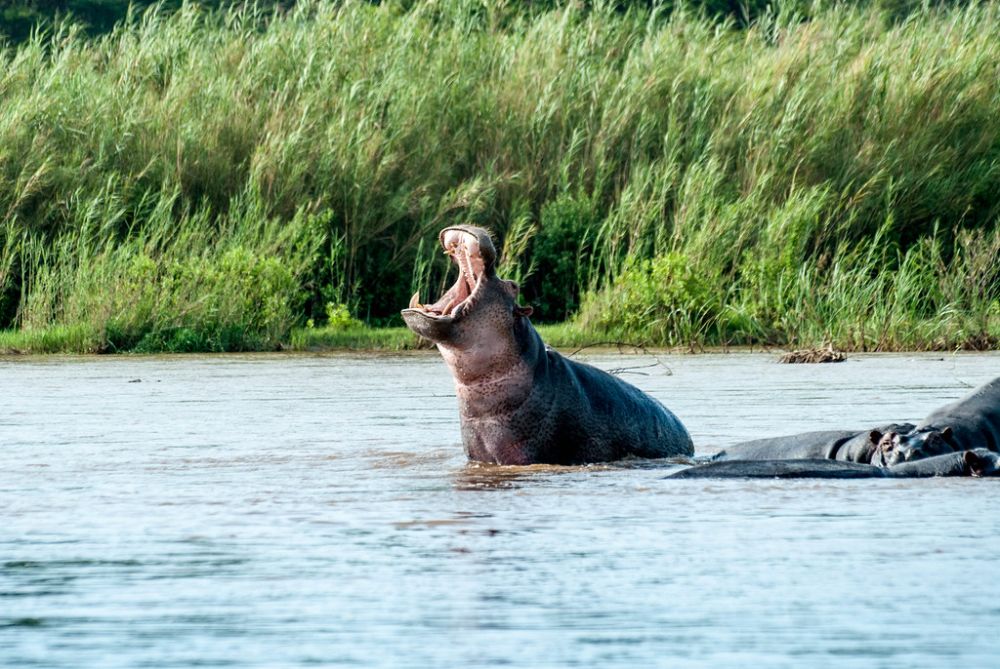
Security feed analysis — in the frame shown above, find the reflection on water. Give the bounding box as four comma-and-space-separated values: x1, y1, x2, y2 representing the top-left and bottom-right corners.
2, 351, 1000, 668
453, 457, 700, 491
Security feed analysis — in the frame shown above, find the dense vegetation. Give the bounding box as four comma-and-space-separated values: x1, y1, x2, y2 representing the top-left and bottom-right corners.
1, 0, 998, 352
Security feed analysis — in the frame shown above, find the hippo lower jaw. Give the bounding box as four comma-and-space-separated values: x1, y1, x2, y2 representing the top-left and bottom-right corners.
399, 309, 457, 342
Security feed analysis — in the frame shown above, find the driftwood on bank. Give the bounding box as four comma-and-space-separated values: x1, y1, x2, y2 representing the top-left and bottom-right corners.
777, 344, 846, 364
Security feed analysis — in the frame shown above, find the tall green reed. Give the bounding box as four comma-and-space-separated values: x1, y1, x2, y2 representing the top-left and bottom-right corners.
0, 1, 997, 350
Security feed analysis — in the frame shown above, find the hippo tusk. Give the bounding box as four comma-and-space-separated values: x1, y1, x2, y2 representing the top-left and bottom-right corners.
409, 291, 422, 309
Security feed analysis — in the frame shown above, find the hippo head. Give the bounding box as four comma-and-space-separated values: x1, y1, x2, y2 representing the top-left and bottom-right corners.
871, 426, 955, 466
401, 226, 532, 375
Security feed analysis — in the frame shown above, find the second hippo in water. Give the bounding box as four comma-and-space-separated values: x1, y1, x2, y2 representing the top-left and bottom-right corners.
872, 377, 1000, 466
401, 225, 693, 465
667, 449, 1000, 479
711, 423, 915, 465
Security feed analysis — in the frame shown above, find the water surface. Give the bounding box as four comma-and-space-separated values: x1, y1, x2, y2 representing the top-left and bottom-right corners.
2, 351, 999, 668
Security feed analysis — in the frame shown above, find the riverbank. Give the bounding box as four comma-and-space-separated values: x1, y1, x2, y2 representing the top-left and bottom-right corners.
0, 323, 616, 355
289, 323, 602, 352
1, 321, 995, 356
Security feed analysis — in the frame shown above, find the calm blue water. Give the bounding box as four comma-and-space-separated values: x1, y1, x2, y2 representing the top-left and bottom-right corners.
2, 351, 999, 668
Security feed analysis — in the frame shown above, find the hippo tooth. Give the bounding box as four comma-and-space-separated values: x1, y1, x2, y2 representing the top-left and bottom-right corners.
409, 291, 421, 309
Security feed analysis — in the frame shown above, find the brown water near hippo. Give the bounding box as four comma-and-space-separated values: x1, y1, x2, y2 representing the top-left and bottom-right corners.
2, 352, 1000, 667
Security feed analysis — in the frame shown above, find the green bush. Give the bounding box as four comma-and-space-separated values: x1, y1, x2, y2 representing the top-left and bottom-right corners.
582, 226, 1000, 351
13, 188, 319, 352
581, 252, 730, 346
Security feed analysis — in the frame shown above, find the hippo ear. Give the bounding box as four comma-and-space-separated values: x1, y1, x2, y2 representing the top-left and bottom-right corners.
868, 430, 883, 444
941, 426, 954, 441
964, 450, 985, 477
515, 304, 533, 318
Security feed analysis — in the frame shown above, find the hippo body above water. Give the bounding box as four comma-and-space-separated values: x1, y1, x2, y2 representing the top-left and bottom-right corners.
401, 225, 693, 465
668, 449, 1000, 479
873, 377, 1000, 466
713, 423, 915, 465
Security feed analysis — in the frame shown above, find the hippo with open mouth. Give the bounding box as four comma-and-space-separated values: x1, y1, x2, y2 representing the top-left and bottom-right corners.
401, 225, 693, 465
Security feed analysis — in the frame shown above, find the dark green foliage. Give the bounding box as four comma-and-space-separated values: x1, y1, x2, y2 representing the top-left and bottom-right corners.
1, 1, 163, 41
0, 1, 296, 42
1, 1, 975, 43
528, 194, 598, 321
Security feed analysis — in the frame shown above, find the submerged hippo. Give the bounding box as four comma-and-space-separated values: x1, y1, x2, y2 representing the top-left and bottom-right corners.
872, 377, 1000, 466
667, 449, 1000, 479
712, 423, 915, 465
401, 225, 693, 465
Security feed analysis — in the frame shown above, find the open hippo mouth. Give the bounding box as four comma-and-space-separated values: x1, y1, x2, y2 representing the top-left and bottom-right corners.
403, 226, 493, 323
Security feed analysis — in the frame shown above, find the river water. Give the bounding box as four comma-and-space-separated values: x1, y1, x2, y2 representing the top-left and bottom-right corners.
2, 351, 999, 668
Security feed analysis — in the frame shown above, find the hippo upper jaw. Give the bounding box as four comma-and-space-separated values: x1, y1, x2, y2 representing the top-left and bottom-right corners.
401, 225, 505, 344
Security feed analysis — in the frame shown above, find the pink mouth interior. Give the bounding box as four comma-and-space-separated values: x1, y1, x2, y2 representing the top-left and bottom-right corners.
409, 230, 485, 317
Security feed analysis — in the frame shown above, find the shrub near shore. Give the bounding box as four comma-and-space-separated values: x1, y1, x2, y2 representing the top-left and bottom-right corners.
0, 1, 998, 353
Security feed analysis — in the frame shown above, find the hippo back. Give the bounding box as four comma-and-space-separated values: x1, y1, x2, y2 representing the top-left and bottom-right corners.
535, 349, 693, 463
918, 377, 1000, 453
714, 431, 858, 461
713, 423, 913, 464
876, 449, 999, 477
667, 459, 886, 479
484, 335, 693, 465
665, 450, 1000, 479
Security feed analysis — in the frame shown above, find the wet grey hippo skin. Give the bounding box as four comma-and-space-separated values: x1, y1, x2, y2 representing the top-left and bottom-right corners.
667, 449, 1000, 479
401, 225, 693, 465
870, 427, 955, 467
713, 423, 915, 464
873, 377, 1000, 466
